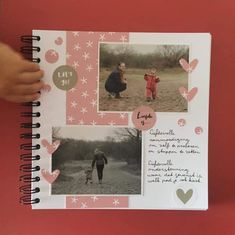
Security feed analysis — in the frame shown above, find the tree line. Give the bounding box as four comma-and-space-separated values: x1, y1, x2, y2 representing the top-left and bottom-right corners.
52, 128, 142, 171
100, 44, 189, 70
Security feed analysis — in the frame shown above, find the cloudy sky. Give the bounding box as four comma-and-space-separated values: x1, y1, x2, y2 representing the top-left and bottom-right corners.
100, 43, 188, 55
53, 126, 128, 142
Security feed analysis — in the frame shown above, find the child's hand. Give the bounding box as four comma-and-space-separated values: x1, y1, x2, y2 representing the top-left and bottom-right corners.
0, 43, 44, 103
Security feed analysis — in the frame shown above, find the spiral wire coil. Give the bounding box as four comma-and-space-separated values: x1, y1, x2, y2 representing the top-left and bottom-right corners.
20, 35, 41, 205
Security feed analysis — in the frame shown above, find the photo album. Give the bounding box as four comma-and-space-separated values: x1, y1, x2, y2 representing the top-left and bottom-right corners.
25, 30, 211, 209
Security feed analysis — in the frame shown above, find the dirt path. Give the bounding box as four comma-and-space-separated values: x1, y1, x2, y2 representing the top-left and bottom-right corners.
99, 68, 188, 112
52, 160, 141, 195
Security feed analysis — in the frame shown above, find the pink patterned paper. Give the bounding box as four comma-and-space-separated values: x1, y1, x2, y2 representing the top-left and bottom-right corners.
65, 32, 129, 208
66, 31, 129, 125
66, 195, 129, 209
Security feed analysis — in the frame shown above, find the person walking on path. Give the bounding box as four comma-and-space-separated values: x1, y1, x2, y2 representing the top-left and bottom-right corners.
92, 148, 108, 184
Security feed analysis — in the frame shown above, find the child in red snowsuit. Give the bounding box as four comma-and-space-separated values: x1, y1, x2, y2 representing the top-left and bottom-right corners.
144, 68, 160, 101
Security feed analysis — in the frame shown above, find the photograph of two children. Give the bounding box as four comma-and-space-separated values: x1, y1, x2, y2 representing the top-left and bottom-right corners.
51, 43, 189, 196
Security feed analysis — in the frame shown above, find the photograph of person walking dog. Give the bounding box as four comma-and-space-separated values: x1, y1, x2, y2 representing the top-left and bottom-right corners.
99, 43, 189, 112
51, 126, 142, 195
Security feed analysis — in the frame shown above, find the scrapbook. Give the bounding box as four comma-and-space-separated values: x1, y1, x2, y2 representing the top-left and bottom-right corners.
20, 30, 211, 209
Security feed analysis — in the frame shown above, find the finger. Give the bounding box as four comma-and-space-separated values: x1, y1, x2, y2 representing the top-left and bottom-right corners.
18, 70, 44, 84
5, 93, 41, 103
14, 81, 44, 95
15, 52, 24, 60
19, 60, 40, 72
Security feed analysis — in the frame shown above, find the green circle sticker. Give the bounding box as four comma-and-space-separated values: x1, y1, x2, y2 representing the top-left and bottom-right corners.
53, 65, 78, 91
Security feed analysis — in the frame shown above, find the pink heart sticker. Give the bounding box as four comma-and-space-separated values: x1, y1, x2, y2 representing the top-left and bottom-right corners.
41, 169, 60, 184
179, 87, 198, 101
41, 139, 60, 154
179, 58, 198, 73
41, 84, 51, 92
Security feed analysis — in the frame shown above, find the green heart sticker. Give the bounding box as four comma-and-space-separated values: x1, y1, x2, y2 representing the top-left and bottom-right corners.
176, 188, 193, 204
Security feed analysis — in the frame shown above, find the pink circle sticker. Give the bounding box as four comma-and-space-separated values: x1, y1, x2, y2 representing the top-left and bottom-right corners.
45, 49, 59, 64
132, 106, 156, 131
195, 127, 203, 135
178, 118, 186, 127
55, 37, 63, 45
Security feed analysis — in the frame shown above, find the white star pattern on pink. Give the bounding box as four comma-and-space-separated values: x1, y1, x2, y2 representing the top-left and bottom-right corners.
80, 107, 88, 114
120, 35, 127, 42
74, 43, 81, 51
71, 197, 79, 203
80, 77, 87, 84
66, 31, 129, 127
68, 116, 74, 122
91, 196, 99, 202
120, 113, 126, 119
90, 99, 97, 108
66, 52, 71, 59
98, 112, 106, 118
82, 52, 90, 61
80, 202, 87, 208
113, 199, 120, 206
69, 88, 77, 93
71, 101, 78, 108
108, 121, 115, 126
86, 64, 93, 72
72, 32, 80, 37
99, 34, 106, 41
86, 41, 93, 47
81, 91, 89, 98
66, 195, 128, 209
79, 119, 84, 125
72, 61, 79, 69
91, 120, 97, 125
